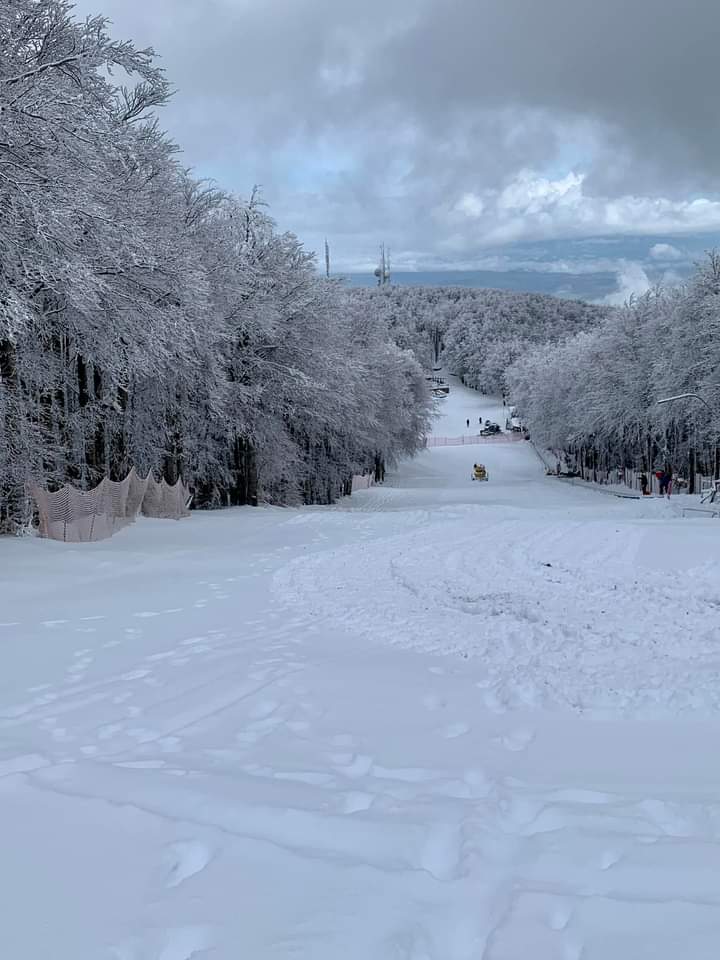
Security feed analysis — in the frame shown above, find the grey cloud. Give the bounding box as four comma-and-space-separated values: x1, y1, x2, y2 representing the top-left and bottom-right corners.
70, 0, 720, 269
361, 0, 719, 188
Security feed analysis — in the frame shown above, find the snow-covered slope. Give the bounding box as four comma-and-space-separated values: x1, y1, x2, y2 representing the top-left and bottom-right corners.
1, 377, 719, 959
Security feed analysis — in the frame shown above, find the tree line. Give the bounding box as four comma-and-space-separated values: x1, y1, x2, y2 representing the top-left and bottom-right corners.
367, 270, 720, 493
0, 1, 433, 532
5, 1, 713, 532
507, 256, 720, 491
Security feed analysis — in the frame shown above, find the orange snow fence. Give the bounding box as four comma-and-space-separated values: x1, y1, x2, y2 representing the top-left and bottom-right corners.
425, 433, 525, 447
29, 468, 191, 542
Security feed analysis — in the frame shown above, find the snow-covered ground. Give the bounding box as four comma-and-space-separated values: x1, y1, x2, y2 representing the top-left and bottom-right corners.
1, 377, 720, 959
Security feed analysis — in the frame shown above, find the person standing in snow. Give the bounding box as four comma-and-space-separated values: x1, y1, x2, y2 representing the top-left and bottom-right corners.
640, 472, 649, 496
466, 418, 470, 428
659, 468, 672, 496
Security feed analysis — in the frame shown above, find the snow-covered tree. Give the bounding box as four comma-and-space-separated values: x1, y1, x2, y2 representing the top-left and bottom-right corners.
0, 2, 434, 531
506, 260, 720, 489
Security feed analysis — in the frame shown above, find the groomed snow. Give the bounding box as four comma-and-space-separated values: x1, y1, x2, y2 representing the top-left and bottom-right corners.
1, 377, 720, 959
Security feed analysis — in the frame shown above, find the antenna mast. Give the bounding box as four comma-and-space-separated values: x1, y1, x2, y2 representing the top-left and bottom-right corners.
374, 243, 391, 286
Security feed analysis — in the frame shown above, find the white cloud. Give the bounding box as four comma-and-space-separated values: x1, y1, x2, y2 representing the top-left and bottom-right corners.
446, 171, 720, 249
67, 0, 720, 271
454, 192, 485, 217
649, 242, 684, 261
601, 261, 651, 305
497, 170, 584, 214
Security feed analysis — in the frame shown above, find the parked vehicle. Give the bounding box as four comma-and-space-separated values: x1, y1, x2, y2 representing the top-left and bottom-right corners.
480, 422, 501, 436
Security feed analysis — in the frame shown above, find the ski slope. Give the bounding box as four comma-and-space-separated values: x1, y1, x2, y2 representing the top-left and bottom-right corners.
1, 377, 719, 959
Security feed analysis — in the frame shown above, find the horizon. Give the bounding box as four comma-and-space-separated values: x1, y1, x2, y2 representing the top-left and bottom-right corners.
69, 0, 720, 307
321, 231, 719, 301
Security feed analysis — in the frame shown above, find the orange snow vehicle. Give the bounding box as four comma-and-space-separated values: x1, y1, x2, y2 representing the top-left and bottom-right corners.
472, 463, 488, 481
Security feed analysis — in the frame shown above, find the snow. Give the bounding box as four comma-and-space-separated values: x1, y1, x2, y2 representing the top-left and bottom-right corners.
1, 377, 720, 959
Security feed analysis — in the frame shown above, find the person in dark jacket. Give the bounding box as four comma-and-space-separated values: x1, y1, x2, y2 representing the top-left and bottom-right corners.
640, 472, 649, 496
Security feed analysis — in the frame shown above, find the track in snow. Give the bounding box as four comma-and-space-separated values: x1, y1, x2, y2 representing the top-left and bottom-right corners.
1, 376, 719, 959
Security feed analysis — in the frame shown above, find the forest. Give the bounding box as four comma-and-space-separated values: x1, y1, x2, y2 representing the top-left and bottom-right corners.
405, 264, 719, 492
0, 1, 433, 532
3, 3, 718, 537
505, 258, 720, 491
359, 267, 720, 494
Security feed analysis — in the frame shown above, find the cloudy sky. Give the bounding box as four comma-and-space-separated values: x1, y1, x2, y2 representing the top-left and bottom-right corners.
72, 0, 720, 297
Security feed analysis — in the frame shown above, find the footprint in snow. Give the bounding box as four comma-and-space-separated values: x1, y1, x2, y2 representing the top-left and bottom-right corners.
438, 721, 470, 739
237, 716, 284, 743
422, 692, 444, 711
180, 635, 209, 647
336, 754, 374, 779
548, 902, 573, 931
97, 723, 123, 740
497, 728, 535, 752
286, 720, 311, 734
420, 822, 463, 881
112, 925, 214, 960
463, 768, 492, 797
481, 688, 507, 714
127, 727, 160, 743
115, 759, 166, 770
0, 754, 49, 777
164, 840, 213, 889
599, 848, 622, 870
562, 939, 584, 960
248, 700, 279, 720
341, 791, 375, 814
273, 770, 334, 786
121, 669, 151, 681
67, 659, 92, 674
299, 701, 324, 719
